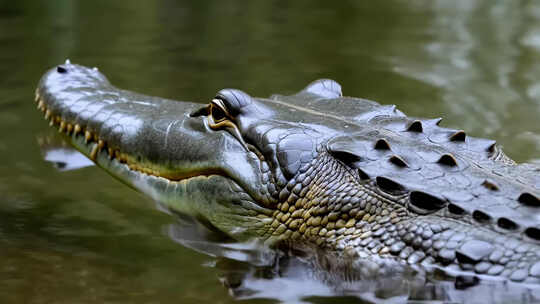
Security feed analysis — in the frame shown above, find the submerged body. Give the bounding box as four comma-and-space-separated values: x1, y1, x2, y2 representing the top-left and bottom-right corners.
35, 62, 540, 283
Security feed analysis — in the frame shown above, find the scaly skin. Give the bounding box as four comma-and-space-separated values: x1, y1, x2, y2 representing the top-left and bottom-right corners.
35, 61, 540, 283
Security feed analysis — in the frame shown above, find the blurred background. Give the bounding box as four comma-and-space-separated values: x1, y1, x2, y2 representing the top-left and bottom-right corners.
0, 0, 539, 303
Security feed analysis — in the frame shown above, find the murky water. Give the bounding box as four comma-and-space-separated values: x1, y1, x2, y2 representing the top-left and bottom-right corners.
1, 0, 539, 303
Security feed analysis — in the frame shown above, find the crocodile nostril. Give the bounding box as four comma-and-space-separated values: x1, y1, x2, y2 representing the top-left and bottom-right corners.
57, 66, 67, 74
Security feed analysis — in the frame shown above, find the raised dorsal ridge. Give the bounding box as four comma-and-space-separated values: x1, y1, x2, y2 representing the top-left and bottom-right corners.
374, 138, 391, 150
406, 120, 423, 132
437, 153, 458, 167
389, 155, 409, 167
376, 176, 407, 194
302, 79, 342, 98
518, 192, 540, 207
525, 227, 540, 241
497, 217, 519, 230
450, 130, 466, 141
472, 210, 492, 223
481, 179, 499, 191
327, 136, 365, 166
426, 117, 443, 126
409, 191, 447, 214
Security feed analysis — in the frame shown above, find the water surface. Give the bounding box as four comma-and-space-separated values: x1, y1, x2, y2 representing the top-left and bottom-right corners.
1, 0, 539, 303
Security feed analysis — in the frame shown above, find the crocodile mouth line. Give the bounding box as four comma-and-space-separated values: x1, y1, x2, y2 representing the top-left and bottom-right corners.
35, 89, 227, 183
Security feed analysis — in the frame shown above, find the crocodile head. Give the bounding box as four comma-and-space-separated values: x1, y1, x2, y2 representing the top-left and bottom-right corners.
36, 62, 540, 282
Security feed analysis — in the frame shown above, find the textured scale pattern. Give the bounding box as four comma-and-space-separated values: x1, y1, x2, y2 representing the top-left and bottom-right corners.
262, 80, 540, 282
35, 63, 540, 284
263, 151, 540, 283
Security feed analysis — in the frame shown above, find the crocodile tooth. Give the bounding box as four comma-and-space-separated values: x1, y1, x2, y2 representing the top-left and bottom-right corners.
58, 121, 66, 133
74, 124, 81, 135
85, 131, 92, 143
108, 147, 114, 159
98, 139, 104, 149
45, 109, 51, 120
66, 123, 73, 134
49, 119, 54, 126
34, 89, 40, 102
90, 144, 99, 161
65, 59, 71, 64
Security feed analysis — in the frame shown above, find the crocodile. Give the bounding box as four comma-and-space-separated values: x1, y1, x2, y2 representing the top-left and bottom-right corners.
35, 61, 540, 284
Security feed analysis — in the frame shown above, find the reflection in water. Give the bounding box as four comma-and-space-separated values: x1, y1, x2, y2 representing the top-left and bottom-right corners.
166, 213, 540, 304
388, 0, 540, 162
4, 0, 540, 302
38, 134, 94, 171
37, 140, 540, 303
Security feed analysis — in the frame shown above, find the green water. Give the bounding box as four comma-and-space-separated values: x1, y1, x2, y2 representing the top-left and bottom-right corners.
1, 1, 539, 303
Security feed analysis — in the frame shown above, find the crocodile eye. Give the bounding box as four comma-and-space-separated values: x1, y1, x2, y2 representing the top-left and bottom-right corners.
210, 103, 227, 122
207, 98, 247, 149
208, 98, 235, 130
